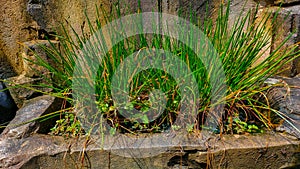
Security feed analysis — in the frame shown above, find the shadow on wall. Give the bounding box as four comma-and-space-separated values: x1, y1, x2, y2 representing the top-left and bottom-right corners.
0, 57, 18, 134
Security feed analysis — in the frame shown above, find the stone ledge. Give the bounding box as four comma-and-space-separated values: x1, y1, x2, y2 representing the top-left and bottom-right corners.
0, 133, 299, 169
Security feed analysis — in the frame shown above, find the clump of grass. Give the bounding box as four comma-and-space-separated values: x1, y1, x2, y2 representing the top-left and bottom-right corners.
29, 1, 299, 136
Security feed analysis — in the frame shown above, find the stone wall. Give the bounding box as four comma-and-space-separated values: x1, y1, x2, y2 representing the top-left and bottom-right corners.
0, 0, 300, 76
270, 4, 300, 76
0, 0, 103, 75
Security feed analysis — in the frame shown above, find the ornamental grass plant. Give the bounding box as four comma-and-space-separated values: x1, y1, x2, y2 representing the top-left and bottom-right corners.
16, 0, 300, 137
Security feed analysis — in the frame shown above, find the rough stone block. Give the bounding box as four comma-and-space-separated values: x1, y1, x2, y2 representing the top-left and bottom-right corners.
4, 74, 52, 108
161, 0, 212, 21
27, 1, 46, 30
256, 0, 275, 6
269, 6, 300, 77
0, 95, 61, 139
0, 0, 32, 75
1, 133, 300, 168
22, 40, 59, 78
264, 76, 300, 138
140, 0, 158, 12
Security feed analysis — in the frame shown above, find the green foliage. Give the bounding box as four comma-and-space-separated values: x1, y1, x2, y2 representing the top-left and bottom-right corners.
50, 113, 84, 137
30, 1, 300, 136
226, 113, 264, 134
